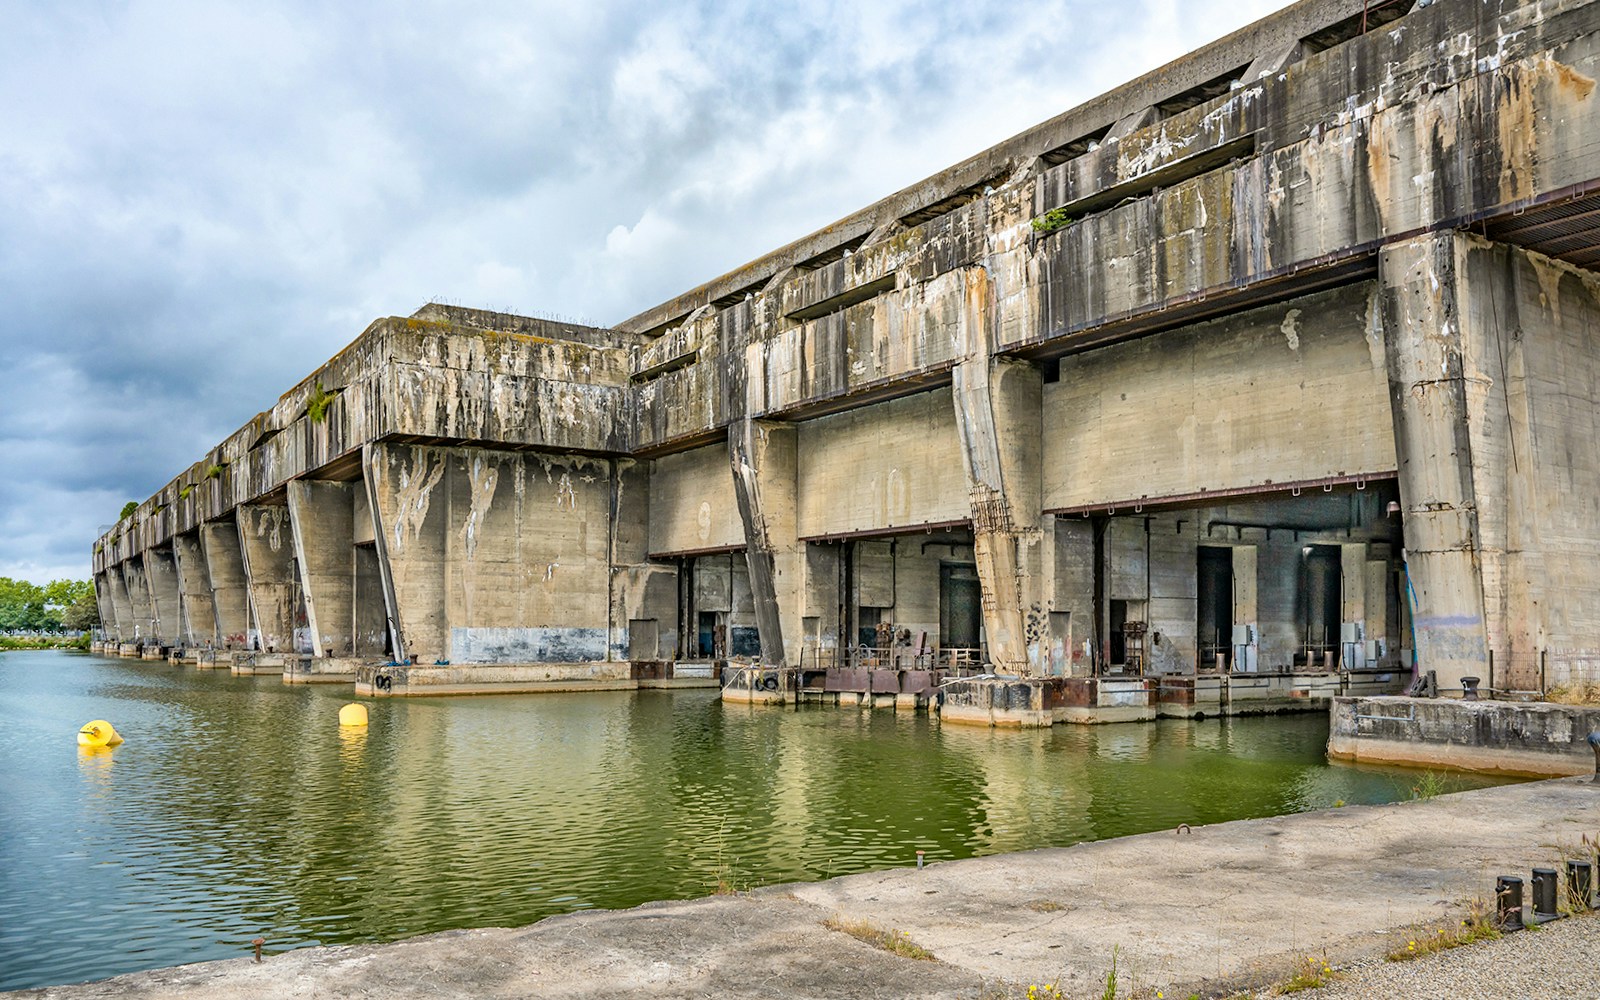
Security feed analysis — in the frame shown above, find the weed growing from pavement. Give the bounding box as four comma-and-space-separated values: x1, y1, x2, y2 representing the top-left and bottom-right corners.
1385, 898, 1501, 962
821, 916, 936, 961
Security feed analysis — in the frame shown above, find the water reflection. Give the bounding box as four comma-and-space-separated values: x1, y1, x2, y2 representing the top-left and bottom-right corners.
0, 651, 1518, 991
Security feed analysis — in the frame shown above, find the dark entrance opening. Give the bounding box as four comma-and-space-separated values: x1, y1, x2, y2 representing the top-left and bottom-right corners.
939, 563, 981, 650
1196, 545, 1233, 671
1301, 544, 1342, 666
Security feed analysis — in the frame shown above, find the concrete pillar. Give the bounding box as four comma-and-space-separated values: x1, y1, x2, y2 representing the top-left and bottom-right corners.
351, 483, 389, 657
951, 350, 1045, 675
237, 504, 301, 652
143, 546, 182, 646
287, 480, 355, 657
120, 557, 154, 642
608, 459, 677, 665
201, 516, 252, 648
172, 532, 217, 646
363, 442, 447, 663
95, 571, 123, 642
1380, 232, 1491, 691
729, 419, 802, 667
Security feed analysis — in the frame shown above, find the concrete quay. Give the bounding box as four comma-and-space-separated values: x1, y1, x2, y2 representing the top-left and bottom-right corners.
12, 778, 1599, 1000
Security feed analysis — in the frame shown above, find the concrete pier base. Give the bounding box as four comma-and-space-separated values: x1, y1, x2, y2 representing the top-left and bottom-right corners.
353, 662, 642, 697
283, 657, 366, 685
139, 645, 168, 661
940, 670, 1409, 727
231, 653, 287, 676
719, 665, 794, 705
1329, 696, 1600, 776
193, 649, 234, 669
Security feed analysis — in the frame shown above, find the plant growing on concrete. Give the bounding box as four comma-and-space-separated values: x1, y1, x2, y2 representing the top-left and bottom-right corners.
1099, 944, 1118, 1000
1407, 770, 1453, 801
205, 463, 227, 480
1384, 899, 1499, 962
119, 501, 138, 520
1274, 953, 1340, 993
178, 484, 194, 500
821, 916, 935, 961
1030, 207, 1072, 235
306, 382, 335, 424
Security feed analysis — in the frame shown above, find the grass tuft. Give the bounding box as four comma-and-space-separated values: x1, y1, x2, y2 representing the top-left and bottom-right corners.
822, 916, 936, 961
1385, 900, 1500, 962
1274, 953, 1341, 994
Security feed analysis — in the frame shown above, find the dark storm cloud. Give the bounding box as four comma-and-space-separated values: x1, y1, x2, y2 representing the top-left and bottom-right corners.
0, 0, 1284, 583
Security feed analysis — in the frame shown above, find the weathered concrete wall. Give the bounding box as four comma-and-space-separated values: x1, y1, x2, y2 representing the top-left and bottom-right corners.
366, 442, 619, 667
1329, 695, 1600, 775
1042, 282, 1395, 511
648, 445, 742, 556
796, 388, 967, 538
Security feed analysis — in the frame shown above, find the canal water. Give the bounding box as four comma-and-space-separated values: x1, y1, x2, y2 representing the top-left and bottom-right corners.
0, 651, 1517, 990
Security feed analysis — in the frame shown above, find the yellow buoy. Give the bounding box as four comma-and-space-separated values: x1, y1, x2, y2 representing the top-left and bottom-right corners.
77, 720, 123, 748
338, 703, 369, 728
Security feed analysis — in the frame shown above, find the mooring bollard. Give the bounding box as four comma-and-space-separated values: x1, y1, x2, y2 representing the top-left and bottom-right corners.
1496, 875, 1525, 931
1566, 859, 1593, 910
252, 937, 265, 963
1589, 732, 1600, 783
916, 850, 925, 870
1531, 868, 1561, 923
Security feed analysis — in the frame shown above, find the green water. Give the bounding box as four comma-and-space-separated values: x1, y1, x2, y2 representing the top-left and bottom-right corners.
0, 651, 1515, 990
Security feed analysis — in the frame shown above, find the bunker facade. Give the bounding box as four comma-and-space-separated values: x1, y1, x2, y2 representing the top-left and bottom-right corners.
93, 0, 1600, 722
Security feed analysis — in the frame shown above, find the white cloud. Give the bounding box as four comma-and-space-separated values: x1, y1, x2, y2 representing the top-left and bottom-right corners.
0, 0, 1293, 583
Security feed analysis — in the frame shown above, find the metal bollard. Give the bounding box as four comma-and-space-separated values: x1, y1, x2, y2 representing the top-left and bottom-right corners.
1567, 859, 1593, 911
252, 937, 265, 963
1496, 875, 1525, 931
1590, 733, 1600, 783
1531, 868, 1561, 923
916, 850, 925, 870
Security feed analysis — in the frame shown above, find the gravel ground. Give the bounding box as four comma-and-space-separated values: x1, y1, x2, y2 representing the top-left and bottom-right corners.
1270, 912, 1600, 1000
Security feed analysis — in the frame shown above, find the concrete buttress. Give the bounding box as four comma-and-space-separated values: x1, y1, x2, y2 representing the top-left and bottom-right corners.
143, 546, 182, 646
729, 419, 802, 667
172, 533, 218, 646
1380, 233, 1493, 692
952, 268, 1045, 674
236, 504, 302, 653
287, 480, 357, 658
200, 516, 252, 649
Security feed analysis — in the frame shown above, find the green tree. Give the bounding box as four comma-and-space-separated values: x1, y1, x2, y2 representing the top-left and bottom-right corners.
59, 586, 100, 631
119, 501, 138, 520
0, 577, 49, 630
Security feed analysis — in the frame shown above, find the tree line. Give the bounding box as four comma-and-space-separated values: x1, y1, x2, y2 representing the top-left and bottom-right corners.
0, 578, 99, 632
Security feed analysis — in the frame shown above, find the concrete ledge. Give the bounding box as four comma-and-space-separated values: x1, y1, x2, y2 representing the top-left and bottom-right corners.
1329, 695, 1600, 776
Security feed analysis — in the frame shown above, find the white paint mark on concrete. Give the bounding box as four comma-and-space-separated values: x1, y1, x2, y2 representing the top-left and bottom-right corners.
1281, 309, 1302, 351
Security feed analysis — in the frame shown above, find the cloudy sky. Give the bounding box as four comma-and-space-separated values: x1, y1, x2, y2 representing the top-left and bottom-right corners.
0, 0, 1288, 585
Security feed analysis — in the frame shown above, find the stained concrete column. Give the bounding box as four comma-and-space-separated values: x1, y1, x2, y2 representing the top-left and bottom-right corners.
237, 504, 301, 652
100, 569, 132, 640
173, 532, 218, 646
120, 557, 154, 642
952, 349, 1045, 676
363, 442, 449, 664
729, 419, 802, 667
287, 480, 355, 657
1380, 232, 1490, 691
201, 516, 252, 648
144, 546, 182, 646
